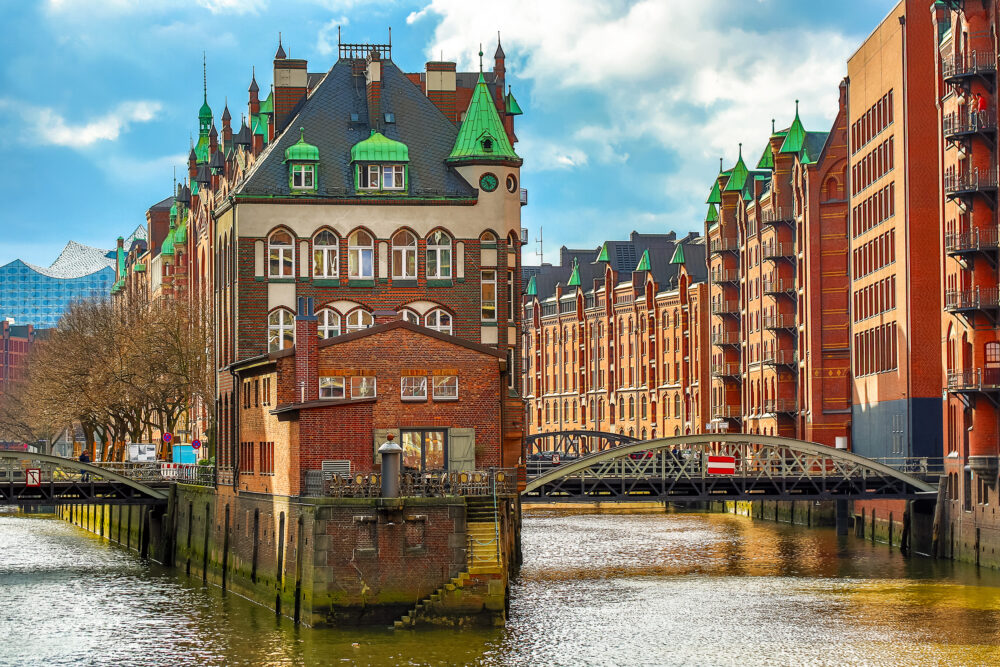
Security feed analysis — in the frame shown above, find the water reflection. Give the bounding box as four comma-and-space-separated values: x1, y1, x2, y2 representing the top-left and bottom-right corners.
3, 510, 1000, 666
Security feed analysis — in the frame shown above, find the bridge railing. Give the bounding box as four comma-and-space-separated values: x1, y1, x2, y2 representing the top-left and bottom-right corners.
870, 457, 945, 477
92, 462, 216, 487
303, 468, 517, 498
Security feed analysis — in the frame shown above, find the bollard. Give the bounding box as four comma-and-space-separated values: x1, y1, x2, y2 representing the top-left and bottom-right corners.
378, 434, 403, 498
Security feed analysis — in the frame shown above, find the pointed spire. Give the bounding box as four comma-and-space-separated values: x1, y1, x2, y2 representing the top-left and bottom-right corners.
249, 67, 259, 94
635, 249, 651, 272
479, 44, 483, 73
221, 98, 231, 123
494, 31, 505, 59
771, 118, 776, 134
780, 99, 806, 154
669, 243, 686, 266
526, 274, 537, 297
448, 52, 519, 163
724, 144, 749, 192
275, 32, 286, 59
202, 51, 207, 102
567, 257, 581, 286
596, 242, 610, 263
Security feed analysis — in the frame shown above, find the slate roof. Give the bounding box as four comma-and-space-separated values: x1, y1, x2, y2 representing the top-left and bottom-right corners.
523, 232, 707, 303
234, 59, 477, 199
149, 196, 174, 212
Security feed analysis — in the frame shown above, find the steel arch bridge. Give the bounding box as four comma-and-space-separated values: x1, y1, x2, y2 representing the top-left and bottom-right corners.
0, 451, 167, 506
525, 430, 638, 457
521, 433, 938, 502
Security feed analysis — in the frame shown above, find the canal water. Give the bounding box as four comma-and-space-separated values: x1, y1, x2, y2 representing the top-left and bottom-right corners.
3, 508, 1000, 666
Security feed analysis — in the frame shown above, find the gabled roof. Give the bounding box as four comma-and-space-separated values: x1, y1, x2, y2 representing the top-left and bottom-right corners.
448, 72, 519, 164
800, 131, 830, 165
635, 249, 651, 272
723, 147, 749, 192
707, 178, 722, 205
780, 103, 806, 154
756, 143, 774, 170
706, 204, 718, 223
234, 59, 476, 198
670, 243, 685, 265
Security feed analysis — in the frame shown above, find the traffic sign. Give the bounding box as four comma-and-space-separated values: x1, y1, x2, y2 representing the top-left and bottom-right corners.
191, 439, 201, 450
162, 432, 172, 443
25, 468, 41, 487
707, 455, 736, 475
552, 453, 560, 465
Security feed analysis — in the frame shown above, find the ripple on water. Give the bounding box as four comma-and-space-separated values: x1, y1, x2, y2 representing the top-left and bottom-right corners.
3, 512, 1000, 666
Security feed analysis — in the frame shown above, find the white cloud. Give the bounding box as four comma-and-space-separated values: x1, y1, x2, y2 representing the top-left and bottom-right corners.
196, 0, 267, 14
0, 99, 162, 149
415, 0, 854, 234
47, 0, 267, 13
317, 17, 350, 56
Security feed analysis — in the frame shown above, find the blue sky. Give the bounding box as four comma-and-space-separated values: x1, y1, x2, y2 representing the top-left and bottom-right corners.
0, 0, 898, 267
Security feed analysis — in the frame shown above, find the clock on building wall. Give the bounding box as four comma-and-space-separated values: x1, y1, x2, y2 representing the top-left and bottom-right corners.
479, 172, 499, 192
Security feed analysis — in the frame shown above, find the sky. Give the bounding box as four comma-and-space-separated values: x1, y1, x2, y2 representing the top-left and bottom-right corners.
0, 0, 899, 268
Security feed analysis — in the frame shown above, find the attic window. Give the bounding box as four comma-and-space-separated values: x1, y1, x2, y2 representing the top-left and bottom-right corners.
481, 137, 494, 153
384, 113, 395, 124
291, 164, 315, 189
358, 164, 405, 190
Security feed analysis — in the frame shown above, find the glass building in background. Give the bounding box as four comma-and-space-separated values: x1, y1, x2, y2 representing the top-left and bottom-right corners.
0, 227, 145, 328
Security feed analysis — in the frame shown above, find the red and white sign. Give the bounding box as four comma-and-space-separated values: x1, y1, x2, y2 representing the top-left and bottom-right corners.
191, 439, 201, 451
707, 455, 736, 475
25, 468, 41, 487
162, 432, 172, 443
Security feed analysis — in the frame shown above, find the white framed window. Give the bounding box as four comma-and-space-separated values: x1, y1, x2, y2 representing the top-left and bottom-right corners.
382, 165, 405, 189
291, 164, 315, 189
268, 230, 295, 277
425, 308, 452, 334
345, 309, 373, 332
426, 230, 452, 279
400, 309, 420, 325
319, 376, 345, 399
312, 230, 338, 278
267, 308, 294, 352
401, 376, 427, 401
348, 230, 374, 279
481, 270, 497, 321
391, 230, 418, 279
351, 376, 376, 399
432, 375, 458, 400
358, 164, 380, 189
317, 309, 340, 339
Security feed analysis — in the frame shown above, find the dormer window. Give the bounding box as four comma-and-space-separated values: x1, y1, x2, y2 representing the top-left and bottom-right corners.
358, 164, 405, 190
291, 164, 315, 189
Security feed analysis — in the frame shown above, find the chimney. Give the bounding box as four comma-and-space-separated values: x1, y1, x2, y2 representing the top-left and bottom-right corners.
373, 309, 399, 325
295, 296, 319, 402
273, 36, 308, 134
425, 61, 457, 122
366, 49, 382, 131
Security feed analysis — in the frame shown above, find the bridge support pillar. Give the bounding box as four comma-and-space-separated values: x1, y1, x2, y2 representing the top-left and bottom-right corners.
835, 500, 849, 536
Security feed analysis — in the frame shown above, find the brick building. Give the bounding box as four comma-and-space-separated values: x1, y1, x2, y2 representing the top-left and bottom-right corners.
232, 300, 509, 496
705, 91, 851, 447
846, 0, 941, 459
114, 34, 527, 478
1, 321, 35, 397
521, 232, 711, 442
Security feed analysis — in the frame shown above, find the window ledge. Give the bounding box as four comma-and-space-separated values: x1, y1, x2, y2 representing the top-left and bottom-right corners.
426, 279, 453, 288
391, 278, 419, 287
347, 279, 375, 287
481, 321, 498, 327
433, 396, 459, 402
268, 278, 296, 284
314, 279, 341, 287
401, 397, 428, 403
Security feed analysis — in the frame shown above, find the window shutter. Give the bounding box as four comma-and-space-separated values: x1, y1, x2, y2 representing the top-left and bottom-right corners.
373, 428, 399, 465
448, 428, 476, 472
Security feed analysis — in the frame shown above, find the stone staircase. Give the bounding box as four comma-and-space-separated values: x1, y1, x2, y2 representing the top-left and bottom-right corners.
392, 498, 504, 629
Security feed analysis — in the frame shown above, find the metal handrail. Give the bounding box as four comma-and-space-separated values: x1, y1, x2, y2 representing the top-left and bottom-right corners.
944, 168, 1000, 194
711, 300, 739, 315
711, 405, 742, 419
763, 398, 798, 413
944, 287, 1000, 310
711, 363, 741, 377
942, 50, 997, 79
761, 242, 795, 259
711, 331, 741, 345
306, 468, 517, 498
763, 349, 798, 366
711, 269, 739, 283
762, 278, 796, 295
763, 313, 796, 329
943, 110, 998, 136
945, 228, 1000, 253
947, 368, 1000, 391
710, 238, 740, 254
761, 207, 795, 224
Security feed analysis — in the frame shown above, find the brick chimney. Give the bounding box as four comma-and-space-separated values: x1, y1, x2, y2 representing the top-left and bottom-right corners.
274, 54, 308, 134
366, 49, 382, 131
425, 61, 457, 122
295, 296, 319, 402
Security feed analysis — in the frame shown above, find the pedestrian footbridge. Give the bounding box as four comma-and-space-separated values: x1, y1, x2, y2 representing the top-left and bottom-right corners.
522, 432, 939, 502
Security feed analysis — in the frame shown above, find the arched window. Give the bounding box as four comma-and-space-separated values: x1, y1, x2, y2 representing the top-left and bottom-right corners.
427, 230, 452, 279
400, 309, 420, 325
618, 396, 625, 418
345, 309, 373, 332
480, 230, 498, 244
598, 399, 604, 421
267, 308, 294, 351
545, 402, 551, 423
347, 230, 374, 279
650, 401, 657, 421
628, 396, 635, 418
425, 308, 453, 334
674, 393, 681, 418
312, 230, 338, 278
391, 230, 418, 279
268, 230, 294, 277
562, 400, 568, 421
673, 426, 680, 436
641, 395, 647, 419
317, 309, 340, 339
641, 428, 646, 440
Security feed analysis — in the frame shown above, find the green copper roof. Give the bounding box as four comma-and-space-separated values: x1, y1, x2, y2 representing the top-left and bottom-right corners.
723, 147, 749, 192
169, 200, 178, 221
285, 127, 321, 162
351, 129, 409, 162
756, 144, 774, 170
448, 72, 519, 163
670, 243, 686, 265
635, 249, 651, 272
706, 204, 718, 223
259, 91, 273, 115
134, 262, 146, 273
251, 113, 268, 137
707, 179, 722, 205
195, 135, 210, 163
567, 257, 581, 286
596, 242, 610, 263
526, 274, 537, 296
174, 218, 187, 245
161, 222, 176, 256
780, 102, 806, 154
116, 241, 125, 279
505, 91, 523, 116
